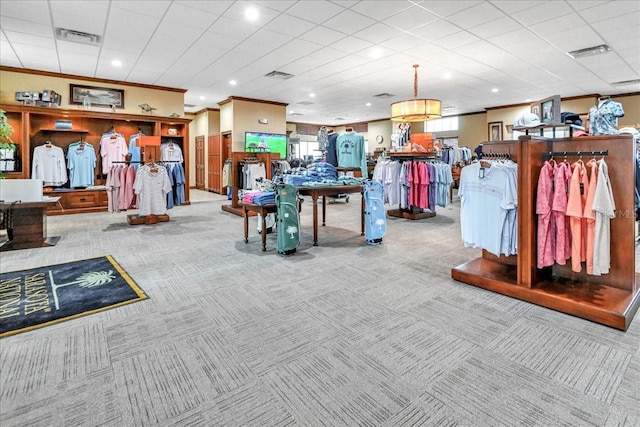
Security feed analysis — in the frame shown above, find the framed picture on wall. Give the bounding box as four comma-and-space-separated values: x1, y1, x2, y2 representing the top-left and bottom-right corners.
70, 84, 125, 108
488, 121, 503, 141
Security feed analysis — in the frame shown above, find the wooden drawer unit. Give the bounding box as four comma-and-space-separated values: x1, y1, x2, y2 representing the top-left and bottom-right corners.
46, 189, 108, 215
67, 191, 99, 208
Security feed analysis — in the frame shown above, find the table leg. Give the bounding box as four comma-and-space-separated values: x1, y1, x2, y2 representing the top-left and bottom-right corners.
322, 195, 326, 226
312, 196, 319, 246
261, 212, 267, 251
360, 191, 365, 236
243, 207, 250, 243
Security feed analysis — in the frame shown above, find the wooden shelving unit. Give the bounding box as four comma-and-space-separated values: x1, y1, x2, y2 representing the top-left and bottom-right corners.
1, 104, 191, 215
452, 134, 639, 331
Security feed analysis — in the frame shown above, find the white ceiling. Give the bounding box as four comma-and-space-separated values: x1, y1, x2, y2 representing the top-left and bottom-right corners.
1, 0, 638, 125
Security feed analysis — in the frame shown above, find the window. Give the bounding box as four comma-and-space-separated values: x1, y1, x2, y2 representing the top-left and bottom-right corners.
425, 116, 459, 133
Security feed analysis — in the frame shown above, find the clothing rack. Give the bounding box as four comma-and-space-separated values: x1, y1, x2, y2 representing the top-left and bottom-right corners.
452, 134, 639, 331
543, 150, 608, 158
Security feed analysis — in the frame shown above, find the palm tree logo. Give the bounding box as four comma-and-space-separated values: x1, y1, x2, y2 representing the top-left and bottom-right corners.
286, 225, 298, 239
375, 218, 385, 230
49, 270, 117, 310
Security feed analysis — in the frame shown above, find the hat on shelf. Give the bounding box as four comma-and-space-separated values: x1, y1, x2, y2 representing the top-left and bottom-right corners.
513, 113, 541, 128
560, 112, 583, 126
572, 130, 588, 137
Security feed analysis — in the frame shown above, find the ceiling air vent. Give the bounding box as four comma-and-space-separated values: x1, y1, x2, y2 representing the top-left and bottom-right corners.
55, 28, 101, 45
373, 93, 394, 98
567, 44, 610, 59
296, 101, 314, 105
184, 104, 197, 108
264, 70, 294, 80
611, 79, 640, 86
289, 112, 304, 116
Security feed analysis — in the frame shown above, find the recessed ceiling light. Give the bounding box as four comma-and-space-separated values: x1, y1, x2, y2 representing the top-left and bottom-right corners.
525, 98, 532, 102
229, 80, 237, 86
492, 88, 499, 93
111, 59, 122, 67
245, 7, 259, 21
309, 93, 316, 98
370, 47, 382, 59
366, 102, 371, 107
199, 96, 205, 100
443, 72, 451, 79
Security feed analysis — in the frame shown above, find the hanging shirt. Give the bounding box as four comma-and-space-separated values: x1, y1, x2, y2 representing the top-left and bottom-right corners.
67, 143, 96, 188
32, 144, 68, 186
536, 160, 556, 268
133, 164, 173, 216
552, 161, 572, 265
565, 160, 589, 272
337, 131, 367, 178
591, 159, 615, 275
583, 160, 598, 274
100, 132, 128, 173
458, 162, 517, 257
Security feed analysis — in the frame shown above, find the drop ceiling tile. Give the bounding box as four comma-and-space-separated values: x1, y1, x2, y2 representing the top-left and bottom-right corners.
349, 0, 414, 21
2, 30, 55, 49
0, 16, 52, 38
245, 28, 295, 51
0, 0, 50, 24
379, 34, 433, 52
59, 52, 98, 76
409, 19, 462, 42
252, 1, 299, 12
489, 0, 541, 15
176, 1, 234, 15
322, 9, 377, 35
165, 2, 223, 29
419, 1, 483, 17
384, 5, 439, 30
298, 25, 348, 45
111, 0, 172, 18
331, 36, 374, 54
509, 1, 574, 26
351, 23, 401, 45
577, 1, 640, 23
433, 30, 481, 49
468, 16, 522, 39
284, 1, 345, 23
12, 44, 59, 68
544, 26, 604, 53
446, 2, 506, 29
278, 38, 324, 56
528, 13, 584, 37
263, 13, 316, 37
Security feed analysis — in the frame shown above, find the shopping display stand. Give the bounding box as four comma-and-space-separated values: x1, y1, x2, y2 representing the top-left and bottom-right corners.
451, 134, 639, 331
386, 151, 438, 220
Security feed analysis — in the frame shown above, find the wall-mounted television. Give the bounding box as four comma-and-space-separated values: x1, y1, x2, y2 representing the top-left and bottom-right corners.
244, 132, 287, 159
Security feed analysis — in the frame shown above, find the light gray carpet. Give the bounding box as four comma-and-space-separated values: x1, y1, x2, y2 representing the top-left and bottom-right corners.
1, 190, 639, 427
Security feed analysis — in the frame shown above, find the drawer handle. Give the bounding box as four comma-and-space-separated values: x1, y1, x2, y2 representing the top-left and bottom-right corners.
80, 198, 86, 202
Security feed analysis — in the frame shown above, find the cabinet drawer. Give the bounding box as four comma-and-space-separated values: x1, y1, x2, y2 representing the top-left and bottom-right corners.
67, 192, 99, 208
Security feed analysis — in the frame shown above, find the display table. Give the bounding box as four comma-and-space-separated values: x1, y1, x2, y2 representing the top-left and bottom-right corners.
297, 185, 364, 246
0, 198, 61, 251
240, 202, 278, 252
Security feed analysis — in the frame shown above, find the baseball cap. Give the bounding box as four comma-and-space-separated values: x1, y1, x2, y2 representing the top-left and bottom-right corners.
513, 113, 541, 128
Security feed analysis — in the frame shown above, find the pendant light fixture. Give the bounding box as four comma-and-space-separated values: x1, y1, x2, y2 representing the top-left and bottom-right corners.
390, 64, 442, 122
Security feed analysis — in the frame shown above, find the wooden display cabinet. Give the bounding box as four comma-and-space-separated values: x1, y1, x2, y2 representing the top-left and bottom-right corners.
1, 104, 191, 215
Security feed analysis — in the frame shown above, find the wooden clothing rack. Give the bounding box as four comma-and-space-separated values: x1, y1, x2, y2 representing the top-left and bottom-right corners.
386, 151, 439, 220
452, 134, 639, 330
221, 151, 281, 216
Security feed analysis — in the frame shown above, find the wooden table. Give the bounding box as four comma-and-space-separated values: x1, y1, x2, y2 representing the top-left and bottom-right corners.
297, 185, 364, 246
240, 202, 277, 251
0, 198, 61, 251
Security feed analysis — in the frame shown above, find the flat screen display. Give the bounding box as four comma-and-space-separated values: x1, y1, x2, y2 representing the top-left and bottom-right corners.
244, 132, 286, 158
